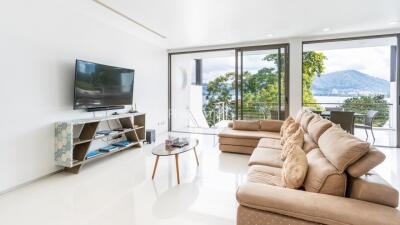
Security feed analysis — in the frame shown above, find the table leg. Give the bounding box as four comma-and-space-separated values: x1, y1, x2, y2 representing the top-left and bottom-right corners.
151, 155, 160, 180
193, 147, 199, 166
175, 154, 180, 184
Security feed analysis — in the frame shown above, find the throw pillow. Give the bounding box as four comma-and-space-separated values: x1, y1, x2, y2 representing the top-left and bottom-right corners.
281, 128, 304, 160
281, 122, 300, 145
282, 144, 309, 189
280, 117, 295, 136
281, 141, 294, 161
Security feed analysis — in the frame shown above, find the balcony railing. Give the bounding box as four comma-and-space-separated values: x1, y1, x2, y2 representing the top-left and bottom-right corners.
303, 102, 394, 129
205, 101, 285, 127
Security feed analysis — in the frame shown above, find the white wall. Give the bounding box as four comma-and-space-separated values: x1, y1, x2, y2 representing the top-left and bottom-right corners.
170, 54, 192, 130
0, 0, 168, 192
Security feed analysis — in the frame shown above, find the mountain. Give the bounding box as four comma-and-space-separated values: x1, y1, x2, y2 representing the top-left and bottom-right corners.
312, 70, 390, 96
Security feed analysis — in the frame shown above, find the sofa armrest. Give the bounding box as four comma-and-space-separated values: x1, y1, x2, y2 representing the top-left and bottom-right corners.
237, 182, 400, 225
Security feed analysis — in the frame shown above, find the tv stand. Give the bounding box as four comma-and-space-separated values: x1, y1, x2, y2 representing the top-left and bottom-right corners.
86, 105, 124, 112
55, 113, 146, 174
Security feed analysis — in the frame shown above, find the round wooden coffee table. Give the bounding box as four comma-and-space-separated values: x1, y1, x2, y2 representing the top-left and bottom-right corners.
151, 138, 199, 184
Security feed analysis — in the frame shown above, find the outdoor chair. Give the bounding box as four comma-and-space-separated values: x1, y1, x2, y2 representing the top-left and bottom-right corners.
330, 111, 355, 134
354, 110, 378, 143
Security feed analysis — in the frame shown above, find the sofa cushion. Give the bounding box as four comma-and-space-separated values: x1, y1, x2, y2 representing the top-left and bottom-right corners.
260, 119, 283, 132
318, 125, 370, 173
233, 120, 260, 131
281, 122, 300, 145
219, 137, 260, 148
257, 138, 282, 150
247, 165, 283, 186
307, 116, 332, 143
219, 128, 280, 140
348, 171, 399, 208
347, 147, 386, 177
248, 147, 283, 168
303, 134, 318, 153
219, 144, 254, 154
300, 112, 314, 132
304, 148, 347, 196
282, 145, 308, 189
280, 116, 295, 136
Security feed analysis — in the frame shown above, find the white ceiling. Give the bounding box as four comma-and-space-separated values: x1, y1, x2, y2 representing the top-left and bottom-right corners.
99, 0, 400, 49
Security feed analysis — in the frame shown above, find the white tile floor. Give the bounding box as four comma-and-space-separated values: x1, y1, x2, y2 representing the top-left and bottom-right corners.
0, 132, 399, 225
0, 133, 249, 225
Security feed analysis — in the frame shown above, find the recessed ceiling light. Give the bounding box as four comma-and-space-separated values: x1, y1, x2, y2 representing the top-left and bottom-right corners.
389, 20, 400, 25
322, 27, 331, 32
267, 34, 273, 37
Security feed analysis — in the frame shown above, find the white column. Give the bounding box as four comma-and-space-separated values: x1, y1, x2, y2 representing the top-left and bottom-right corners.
289, 39, 303, 116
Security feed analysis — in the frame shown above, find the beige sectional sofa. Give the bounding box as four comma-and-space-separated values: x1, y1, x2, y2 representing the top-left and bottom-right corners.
218, 110, 400, 225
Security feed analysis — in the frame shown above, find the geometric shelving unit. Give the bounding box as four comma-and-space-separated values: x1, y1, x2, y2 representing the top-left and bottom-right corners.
55, 113, 145, 174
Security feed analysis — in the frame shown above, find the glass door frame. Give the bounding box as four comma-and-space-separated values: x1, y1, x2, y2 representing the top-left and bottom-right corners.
235, 44, 290, 120
168, 43, 290, 132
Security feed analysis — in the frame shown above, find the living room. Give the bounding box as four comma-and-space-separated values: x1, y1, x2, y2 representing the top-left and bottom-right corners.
0, 0, 400, 225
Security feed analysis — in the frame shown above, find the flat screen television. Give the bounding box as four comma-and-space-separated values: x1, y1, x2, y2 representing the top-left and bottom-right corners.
73, 60, 135, 111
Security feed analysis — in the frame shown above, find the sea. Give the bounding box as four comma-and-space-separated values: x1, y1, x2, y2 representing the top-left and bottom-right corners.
313, 96, 393, 107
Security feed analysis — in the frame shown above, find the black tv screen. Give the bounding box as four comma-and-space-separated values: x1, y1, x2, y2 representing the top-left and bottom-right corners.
73, 60, 134, 110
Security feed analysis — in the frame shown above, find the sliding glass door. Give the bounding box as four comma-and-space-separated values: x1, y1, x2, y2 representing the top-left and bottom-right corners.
236, 45, 288, 120
302, 35, 399, 147
169, 44, 289, 134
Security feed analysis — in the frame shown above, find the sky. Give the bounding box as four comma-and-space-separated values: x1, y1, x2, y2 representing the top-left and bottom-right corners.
202, 53, 276, 83
320, 46, 391, 81
200, 46, 393, 83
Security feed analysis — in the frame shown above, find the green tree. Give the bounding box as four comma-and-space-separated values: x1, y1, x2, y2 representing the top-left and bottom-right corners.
342, 95, 389, 127
204, 72, 236, 126
302, 51, 326, 109
204, 51, 326, 126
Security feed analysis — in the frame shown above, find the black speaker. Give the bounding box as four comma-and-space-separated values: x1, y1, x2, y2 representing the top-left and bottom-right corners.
146, 129, 155, 143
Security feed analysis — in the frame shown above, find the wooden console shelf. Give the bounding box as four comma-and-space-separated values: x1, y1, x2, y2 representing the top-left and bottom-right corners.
55, 113, 145, 174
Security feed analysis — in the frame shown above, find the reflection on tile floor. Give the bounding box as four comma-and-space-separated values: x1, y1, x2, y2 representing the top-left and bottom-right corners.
0, 132, 398, 225
354, 128, 397, 147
